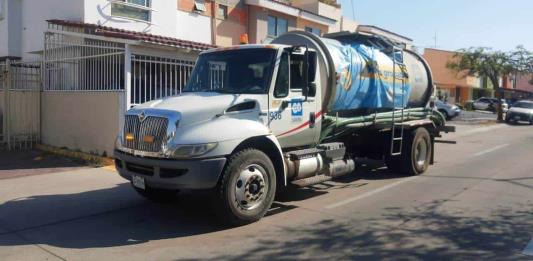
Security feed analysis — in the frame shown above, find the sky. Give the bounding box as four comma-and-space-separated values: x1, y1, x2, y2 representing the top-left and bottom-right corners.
338, 0, 533, 52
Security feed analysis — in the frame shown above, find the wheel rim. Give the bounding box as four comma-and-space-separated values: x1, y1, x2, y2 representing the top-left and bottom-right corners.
414, 139, 428, 169
234, 164, 268, 211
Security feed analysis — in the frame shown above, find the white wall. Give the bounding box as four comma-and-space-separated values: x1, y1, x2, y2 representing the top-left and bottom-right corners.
19, 0, 84, 60
0, 0, 23, 58
176, 10, 211, 45
0, 0, 10, 57
41, 91, 124, 156
85, 0, 178, 38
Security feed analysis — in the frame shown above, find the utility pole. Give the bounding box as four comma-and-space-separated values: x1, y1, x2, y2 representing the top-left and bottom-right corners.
351, 0, 356, 20
433, 31, 437, 48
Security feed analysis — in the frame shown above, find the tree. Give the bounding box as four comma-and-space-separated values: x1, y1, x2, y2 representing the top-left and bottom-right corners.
447, 46, 533, 121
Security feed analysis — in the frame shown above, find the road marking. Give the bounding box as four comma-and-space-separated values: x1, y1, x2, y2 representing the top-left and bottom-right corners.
523, 238, 533, 256
325, 176, 418, 209
472, 143, 510, 157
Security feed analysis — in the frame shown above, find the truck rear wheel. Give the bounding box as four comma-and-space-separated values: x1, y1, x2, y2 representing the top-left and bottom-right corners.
385, 127, 432, 176
214, 148, 276, 226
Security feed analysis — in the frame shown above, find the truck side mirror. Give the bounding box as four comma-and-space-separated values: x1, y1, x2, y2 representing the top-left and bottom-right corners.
307, 52, 317, 83
281, 100, 289, 111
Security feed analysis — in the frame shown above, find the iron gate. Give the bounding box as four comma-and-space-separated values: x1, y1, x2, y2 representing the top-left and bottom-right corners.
1, 60, 42, 150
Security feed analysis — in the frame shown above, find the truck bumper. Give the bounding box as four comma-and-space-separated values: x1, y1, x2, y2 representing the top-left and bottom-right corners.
114, 150, 226, 190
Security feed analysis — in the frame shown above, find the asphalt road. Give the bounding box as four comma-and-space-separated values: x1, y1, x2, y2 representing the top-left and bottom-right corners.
0, 123, 532, 260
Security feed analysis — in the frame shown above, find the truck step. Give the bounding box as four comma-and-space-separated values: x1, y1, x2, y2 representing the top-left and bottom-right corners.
291, 174, 332, 187
286, 148, 323, 161
317, 142, 346, 161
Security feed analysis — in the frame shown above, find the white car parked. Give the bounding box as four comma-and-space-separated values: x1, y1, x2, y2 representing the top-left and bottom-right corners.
472, 97, 508, 112
505, 100, 533, 125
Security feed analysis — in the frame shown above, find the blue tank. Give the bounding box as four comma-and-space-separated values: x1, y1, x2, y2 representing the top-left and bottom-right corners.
272, 31, 434, 115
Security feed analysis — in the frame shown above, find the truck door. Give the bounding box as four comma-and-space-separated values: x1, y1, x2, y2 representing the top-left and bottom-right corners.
269, 50, 320, 148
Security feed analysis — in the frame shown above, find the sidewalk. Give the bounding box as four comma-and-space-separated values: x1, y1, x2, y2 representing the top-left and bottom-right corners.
450, 110, 498, 125
0, 150, 89, 180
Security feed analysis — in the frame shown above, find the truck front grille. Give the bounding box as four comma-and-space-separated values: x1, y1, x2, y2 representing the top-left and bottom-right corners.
124, 115, 169, 152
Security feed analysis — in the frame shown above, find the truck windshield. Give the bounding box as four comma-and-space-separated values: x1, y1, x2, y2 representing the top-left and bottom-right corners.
183, 48, 277, 94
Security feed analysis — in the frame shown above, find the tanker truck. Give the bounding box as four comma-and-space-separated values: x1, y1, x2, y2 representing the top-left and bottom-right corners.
114, 31, 454, 225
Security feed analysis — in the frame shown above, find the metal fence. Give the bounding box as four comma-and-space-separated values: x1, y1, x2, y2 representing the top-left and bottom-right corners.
43, 31, 125, 91
1, 60, 42, 150
130, 54, 195, 106
44, 31, 196, 107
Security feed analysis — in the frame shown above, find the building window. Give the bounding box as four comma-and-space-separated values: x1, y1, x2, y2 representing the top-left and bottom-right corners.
268, 16, 288, 37
217, 5, 228, 19
194, 0, 207, 12
305, 27, 321, 36
111, 0, 151, 22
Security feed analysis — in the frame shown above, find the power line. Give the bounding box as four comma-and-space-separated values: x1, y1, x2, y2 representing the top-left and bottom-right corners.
351, 0, 356, 20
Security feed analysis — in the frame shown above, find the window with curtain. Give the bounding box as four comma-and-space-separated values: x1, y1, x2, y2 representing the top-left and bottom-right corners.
305, 26, 321, 36
111, 0, 152, 22
267, 16, 288, 37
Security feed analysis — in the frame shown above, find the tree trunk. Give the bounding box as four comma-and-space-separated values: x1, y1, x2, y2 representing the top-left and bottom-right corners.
490, 77, 504, 122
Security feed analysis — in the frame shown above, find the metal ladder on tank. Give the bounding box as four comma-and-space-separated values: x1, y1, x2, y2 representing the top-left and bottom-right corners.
390, 46, 407, 156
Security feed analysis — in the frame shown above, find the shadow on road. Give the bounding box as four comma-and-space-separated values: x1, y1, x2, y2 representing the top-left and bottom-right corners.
193, 200, 533, 260
3, 158, 511, 258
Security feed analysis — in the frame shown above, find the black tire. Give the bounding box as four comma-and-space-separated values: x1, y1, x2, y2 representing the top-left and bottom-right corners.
134, 186, 178, 203
214, 148, 276, 226
385, 127, 432, 176
384, 153, 402, 174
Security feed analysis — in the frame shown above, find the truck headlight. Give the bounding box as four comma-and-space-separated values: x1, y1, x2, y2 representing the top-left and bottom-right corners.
171, 143, 218, 158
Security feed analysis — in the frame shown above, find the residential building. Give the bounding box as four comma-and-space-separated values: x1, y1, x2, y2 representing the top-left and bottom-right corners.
514, 73, 533, 99
357, 25, 413, 50
1, 0, 417, 156
0, 0, 199, 60
423, 48, 486, 104
246, 0, 337, 44
0, 0, 345, 155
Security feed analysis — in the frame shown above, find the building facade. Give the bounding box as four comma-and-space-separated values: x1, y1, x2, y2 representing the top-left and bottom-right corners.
423, 48, 487, 104
0, 0, 351, 154
0, 0, 411, 155
0, 0, 350, 60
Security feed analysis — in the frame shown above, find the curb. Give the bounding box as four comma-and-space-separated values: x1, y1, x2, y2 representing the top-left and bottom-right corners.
35, 144, 114, 166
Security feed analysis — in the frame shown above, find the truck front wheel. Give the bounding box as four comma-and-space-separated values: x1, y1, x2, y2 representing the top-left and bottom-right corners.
214, 148, 276, 226
385, 127, 432, 176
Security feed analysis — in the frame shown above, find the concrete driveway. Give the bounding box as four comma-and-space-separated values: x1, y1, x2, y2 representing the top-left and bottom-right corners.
0, 123, 532, 260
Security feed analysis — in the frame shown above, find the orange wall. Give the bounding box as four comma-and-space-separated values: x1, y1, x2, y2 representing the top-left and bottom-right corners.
423, 48, 470, 87
516, 73, 533, 92
296, 18, 328, 34
215, 4, 248, 46
179, 0, 214, 16
178, 0, 248, 46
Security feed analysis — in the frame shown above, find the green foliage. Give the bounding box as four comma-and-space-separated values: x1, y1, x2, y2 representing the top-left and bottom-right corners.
447, 46, 533, 88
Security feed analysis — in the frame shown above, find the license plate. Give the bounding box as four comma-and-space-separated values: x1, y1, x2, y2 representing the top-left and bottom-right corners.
132, 175, 145, 190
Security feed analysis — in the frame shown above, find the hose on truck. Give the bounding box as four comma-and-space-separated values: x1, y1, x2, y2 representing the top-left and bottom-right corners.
319, 107, 445, 142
